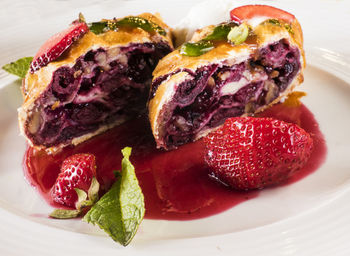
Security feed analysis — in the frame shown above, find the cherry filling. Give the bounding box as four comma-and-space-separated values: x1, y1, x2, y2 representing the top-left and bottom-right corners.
161, 39, 301, 148
27, 42, 172, 147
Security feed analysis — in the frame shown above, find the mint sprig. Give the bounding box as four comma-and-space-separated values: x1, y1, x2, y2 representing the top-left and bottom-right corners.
83, 147, 145, 246
2, 57, 33, 78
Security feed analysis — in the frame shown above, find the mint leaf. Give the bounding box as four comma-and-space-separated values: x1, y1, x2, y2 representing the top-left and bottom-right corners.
83, 147, 145, 246
2, 57, 33, 78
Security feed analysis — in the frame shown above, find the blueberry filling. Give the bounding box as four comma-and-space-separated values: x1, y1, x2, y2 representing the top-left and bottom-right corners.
158, 39, 300, 148
27, 42, 172, 147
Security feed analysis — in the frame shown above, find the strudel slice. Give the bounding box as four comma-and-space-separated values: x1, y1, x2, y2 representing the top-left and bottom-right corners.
149, 5, 304, 150
19, 13, 173, 153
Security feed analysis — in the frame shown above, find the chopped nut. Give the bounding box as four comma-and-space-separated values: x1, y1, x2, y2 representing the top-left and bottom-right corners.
265, 82, 279, 104
74, 70, 82, 78
95, 52, 107, 65
174, 116, 190, 132
244, 102, 255, 113
107, 47, 120, 58
28, 112, 41, 134
218, 71, 231, 81
270, 70, 279, 78
51, 101, 60, 110
117, 54, 128, 65
207, 77, 215, 87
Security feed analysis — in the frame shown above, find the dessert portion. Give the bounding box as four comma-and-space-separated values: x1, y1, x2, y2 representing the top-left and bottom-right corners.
148, 5, 305, 150
19, 13, 173, 153
0, 1, 328, 247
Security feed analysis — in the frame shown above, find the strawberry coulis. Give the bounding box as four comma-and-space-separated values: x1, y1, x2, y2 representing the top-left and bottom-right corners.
23, 103, 326, 220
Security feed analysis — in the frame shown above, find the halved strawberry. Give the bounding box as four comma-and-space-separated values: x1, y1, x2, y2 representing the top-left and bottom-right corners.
51, 153, 98, 208
204, 117, 313, 190
230, 5, 295, 24
30, 21, 88, 73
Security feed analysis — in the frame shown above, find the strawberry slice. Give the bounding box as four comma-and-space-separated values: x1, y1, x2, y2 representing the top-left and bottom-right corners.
204, 117, 313, 190
30, 21, 88, 73
230, 5, 295, 24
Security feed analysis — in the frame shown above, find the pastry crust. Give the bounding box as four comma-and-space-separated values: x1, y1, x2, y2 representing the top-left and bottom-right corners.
149, 18, 305, 148
19, 13, 173, 153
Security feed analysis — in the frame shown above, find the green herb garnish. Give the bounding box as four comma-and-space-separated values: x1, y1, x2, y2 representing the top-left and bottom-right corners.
180, 41, 214, 57
180, 22, 249, 57
89, 21, 109, 34
116, 16, 166, 35
227, 23, 249, 45
203, 24, 233, 41
2, 57, 33, 78
266, 19, 294, 35
83, 147, 145, 246
179, 24, 233, 57
267, 19, 281, 26
88, 16, 166, 36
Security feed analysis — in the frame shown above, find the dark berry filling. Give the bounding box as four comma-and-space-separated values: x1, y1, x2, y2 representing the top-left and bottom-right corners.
27, 42, 172, 147
158, 39, 300, 148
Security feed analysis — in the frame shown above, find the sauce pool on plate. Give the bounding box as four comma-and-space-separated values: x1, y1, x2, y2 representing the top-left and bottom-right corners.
23, 102, 326, 220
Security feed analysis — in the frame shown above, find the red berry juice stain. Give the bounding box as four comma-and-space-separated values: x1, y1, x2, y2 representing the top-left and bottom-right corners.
23, 103, 327, 220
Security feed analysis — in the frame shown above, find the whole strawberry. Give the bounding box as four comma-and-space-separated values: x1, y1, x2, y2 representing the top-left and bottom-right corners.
52, 153, 97, 208
204, 117, 313, 190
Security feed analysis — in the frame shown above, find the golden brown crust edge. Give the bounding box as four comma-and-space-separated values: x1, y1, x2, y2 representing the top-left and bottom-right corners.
19, 13, 173, 153
148, 18, 305, 148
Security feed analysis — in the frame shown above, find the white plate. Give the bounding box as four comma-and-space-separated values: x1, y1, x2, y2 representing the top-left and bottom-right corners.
1, 0, 350, 255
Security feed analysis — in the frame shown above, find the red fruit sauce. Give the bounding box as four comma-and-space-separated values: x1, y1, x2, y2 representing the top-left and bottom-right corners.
23, 103, 327, 220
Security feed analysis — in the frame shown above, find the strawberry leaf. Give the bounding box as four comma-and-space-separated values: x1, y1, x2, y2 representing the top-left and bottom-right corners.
83, 147, 145, 246
51, 177, 100, 219
74, 188, 88, 210
87, 177, 100, 203
50, 209, 81, 219
78, 13, 86, 23
2, 57, 33, 78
